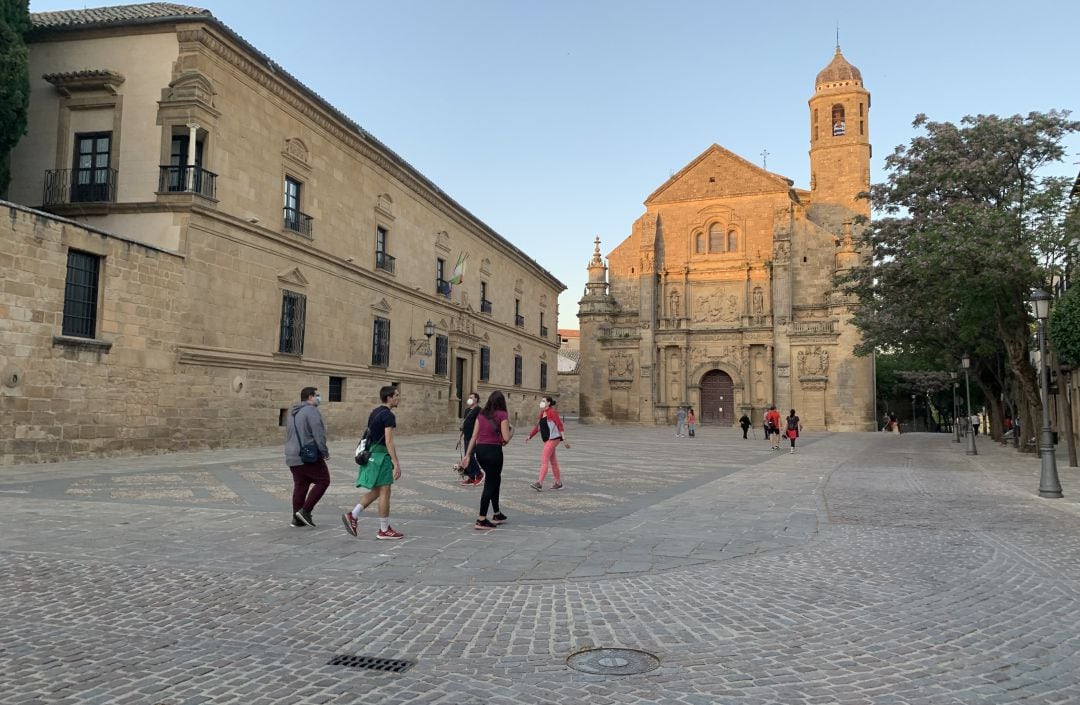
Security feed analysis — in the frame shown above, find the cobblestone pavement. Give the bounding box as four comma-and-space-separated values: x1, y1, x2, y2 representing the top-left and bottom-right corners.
2, 425, 1080, 704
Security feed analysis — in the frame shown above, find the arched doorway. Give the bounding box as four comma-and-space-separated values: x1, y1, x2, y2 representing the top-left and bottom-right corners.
700, 370, 735, 425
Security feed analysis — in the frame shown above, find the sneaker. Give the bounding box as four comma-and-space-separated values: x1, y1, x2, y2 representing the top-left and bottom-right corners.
530, 481, 543, 492
295, 509, 316, 527
790, 448, 795, 454
341, 512, 358, 536
376, 526, 405, 540
474, 518, 497, 530
291, 515, 305, 527
460, 478, 475, 486
475, 471, 485, 484
551, 483, 563, 490
491, 512, 508, 524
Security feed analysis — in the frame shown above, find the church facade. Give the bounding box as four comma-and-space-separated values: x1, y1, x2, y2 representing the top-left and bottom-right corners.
577, 48, 875, 431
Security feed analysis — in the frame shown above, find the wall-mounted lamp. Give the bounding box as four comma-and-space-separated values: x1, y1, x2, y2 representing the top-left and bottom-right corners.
424, 320, 435, 338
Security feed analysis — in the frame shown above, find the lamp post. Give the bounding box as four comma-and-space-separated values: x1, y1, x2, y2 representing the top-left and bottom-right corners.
951, 372, 960, 443
961, 353, 977, 456
1031, 288, 1063, 498
911, 393, 917, 432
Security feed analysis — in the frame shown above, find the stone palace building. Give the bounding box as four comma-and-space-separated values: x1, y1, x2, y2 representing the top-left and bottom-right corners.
1, 4, 563, 463
578, 48, 875, 431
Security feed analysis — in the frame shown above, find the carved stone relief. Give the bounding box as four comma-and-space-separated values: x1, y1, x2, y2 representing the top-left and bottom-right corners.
693, 289, 741, 323
608, 351, 635, 380
797, 346, 830, 377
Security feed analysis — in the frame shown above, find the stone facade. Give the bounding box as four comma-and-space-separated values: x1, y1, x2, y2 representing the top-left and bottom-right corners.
578, 48, 874, 431
1, 6, 563, 463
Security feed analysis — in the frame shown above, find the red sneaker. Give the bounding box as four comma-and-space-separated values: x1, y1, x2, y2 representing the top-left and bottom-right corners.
341, 512, 358, 537
376, 527, 404, 540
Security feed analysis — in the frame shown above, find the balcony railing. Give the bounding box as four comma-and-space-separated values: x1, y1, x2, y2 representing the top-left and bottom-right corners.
436, 278, 451, 297
43, 167, 118, 205
480, 299, 493, 314
515, 315, 525, 328
376, 251, 396, 274
283, 206, 313, 237
540, 325, 549, 338
158, 165, 217, 199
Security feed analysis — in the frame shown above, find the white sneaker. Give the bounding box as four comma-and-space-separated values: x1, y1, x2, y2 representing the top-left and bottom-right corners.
790, 448, 795, 454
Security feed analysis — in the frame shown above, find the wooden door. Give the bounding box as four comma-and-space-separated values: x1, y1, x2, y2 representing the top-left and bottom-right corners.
700, 370, 735, 425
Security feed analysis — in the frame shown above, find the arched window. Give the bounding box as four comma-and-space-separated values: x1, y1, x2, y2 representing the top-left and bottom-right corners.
695, 232, 705, 254
708, 223, 723, 252
832, 104, 846, 136
727, 230, 738, 252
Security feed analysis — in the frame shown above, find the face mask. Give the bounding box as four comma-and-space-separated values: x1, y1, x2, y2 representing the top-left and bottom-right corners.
467, 398, 475, 406
314, 395, 322, 406
539, 402, 547, 410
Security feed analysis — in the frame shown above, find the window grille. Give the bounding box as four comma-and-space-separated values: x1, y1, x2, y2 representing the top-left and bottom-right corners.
372, 316, 390, 366
480, 346, 490, 381
62, 250, 101, 338
514, 355, 523, 386
435, 335, 448, 376
279, 290, 307, 355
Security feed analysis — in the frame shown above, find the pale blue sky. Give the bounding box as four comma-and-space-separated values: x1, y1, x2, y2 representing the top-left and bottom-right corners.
29, 1, 1080, 329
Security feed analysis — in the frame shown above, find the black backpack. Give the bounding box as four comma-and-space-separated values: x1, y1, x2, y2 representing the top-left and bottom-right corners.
787, 416, 799, 431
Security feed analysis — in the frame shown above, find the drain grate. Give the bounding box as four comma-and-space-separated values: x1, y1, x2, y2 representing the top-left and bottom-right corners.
566, 647, 661, 675
327, 654, 415, 673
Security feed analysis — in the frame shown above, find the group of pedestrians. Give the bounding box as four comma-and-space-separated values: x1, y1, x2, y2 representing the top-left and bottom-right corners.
677, 404, 804, 453
283, 385, 572, 539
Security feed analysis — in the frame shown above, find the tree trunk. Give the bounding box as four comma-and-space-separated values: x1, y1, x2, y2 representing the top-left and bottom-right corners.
998, 322, 1040, 453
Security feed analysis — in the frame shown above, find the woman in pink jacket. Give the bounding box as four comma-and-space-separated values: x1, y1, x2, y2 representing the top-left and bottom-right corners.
526, 396, 570, 491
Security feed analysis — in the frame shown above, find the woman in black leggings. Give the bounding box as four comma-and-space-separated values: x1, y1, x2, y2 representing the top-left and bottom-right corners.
462, 390, 513, 530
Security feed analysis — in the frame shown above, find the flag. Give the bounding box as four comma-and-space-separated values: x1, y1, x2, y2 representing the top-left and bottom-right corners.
448, 252, 468, 286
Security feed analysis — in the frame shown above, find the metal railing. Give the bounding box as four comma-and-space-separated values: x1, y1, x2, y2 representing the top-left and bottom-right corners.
515, 315, 525, 328
158, 165, 217, 199
436, 278, 451, 297
283, 206, 313, 237
376, 251, 396, 274
540, 325, 549, 338
43, 168, 118, 205
480, 299, 493, 314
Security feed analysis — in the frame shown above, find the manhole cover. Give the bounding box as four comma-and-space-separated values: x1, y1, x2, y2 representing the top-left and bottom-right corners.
566, 648, 660, 675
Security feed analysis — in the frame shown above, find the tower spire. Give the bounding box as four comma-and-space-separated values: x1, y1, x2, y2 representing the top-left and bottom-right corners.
835, 23, 840, 51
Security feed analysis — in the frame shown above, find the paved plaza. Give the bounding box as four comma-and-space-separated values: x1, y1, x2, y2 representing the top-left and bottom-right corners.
2, 423, 1080, 704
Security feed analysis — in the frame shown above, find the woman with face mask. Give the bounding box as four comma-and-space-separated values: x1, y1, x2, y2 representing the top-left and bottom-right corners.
525, 396, 570, 491
455, 392, 484, 486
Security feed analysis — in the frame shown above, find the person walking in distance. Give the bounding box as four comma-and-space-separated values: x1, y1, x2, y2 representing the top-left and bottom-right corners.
455, 392, 484, 486
970, 413, 980, 436
686, 408, 697, 438
785, 409, 803, 453
527, 396, 570, 491
675, 406, 687, 438
341, 386, 404, 540
739, 413, 751, 439
463, 390, 513, 530
285, 386, 331, 527
765, 405, 782, 450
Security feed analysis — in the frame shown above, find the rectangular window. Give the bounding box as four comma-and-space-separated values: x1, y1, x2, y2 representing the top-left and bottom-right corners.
480, 281, 492, 314
540, 361, 548, 390
62, 249, 101, 338
515, 299, 524, 328
375, 226, 395, 272
71, 132, 112, 202
278, 290, 306, 355
283, 177, 311, 235
371, 316, 390, 366
435, 334, 448, 376
480, 346, 490, 381
436, 258, 449, 296
514, 354, 523, 386
540, 311, 548, 338
328, 376, 344, 402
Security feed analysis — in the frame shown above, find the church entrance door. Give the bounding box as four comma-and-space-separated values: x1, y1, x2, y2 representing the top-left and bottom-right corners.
700, 370, 735, 425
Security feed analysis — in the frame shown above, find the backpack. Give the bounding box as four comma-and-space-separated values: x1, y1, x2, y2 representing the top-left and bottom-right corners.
787, 416, 799, 431
354, 427, 371, 466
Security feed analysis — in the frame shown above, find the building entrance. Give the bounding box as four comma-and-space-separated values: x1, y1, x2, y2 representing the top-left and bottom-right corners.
700, 370, 735, 425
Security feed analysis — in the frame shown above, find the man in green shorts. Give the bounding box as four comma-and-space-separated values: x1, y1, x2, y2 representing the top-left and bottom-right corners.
342, 385, 404, 539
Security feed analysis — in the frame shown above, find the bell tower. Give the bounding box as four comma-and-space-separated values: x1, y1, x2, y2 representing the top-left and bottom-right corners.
808, 46, 870, 219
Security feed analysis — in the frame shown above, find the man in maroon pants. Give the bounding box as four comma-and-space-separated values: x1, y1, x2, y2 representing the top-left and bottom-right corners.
284, 386, 330, 527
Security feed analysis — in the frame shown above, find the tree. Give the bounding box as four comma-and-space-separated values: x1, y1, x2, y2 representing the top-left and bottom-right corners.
1050, 285, 1080, 366
0, 0, 30, 194
841, 111, 1080, 451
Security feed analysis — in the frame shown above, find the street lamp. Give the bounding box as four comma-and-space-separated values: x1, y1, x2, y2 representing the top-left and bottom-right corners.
951, 372, 960, 443
911, 393, 917, 432
961, 353, 977, 456
1031, 288, 1063, 498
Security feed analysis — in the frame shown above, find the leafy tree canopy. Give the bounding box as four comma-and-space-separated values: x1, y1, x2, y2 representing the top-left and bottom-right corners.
0, 0, 30, 193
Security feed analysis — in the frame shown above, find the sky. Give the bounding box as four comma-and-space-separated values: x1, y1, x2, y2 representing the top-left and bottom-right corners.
28, 0, 1080, 330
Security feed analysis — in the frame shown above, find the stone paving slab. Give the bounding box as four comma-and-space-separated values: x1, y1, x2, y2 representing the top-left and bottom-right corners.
2, 426, 1080, 703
